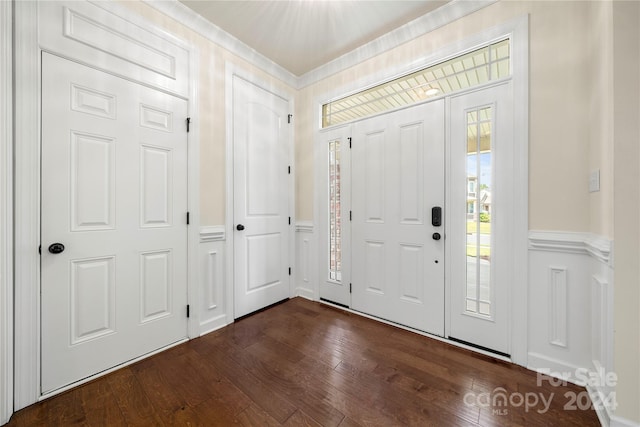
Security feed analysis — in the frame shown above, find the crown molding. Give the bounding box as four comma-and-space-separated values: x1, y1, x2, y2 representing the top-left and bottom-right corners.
297, 0, 497, 88
142, 0, 298, 88
142, 0, 496, 90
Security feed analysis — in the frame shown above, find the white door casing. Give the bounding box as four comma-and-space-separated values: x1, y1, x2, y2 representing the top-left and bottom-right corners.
351, 101, 445, 336
0, 0, 13, 423
41, 53, 188, 393
317, 125, 352, 307
232, 75, 291, 318
448, 83, 513, 355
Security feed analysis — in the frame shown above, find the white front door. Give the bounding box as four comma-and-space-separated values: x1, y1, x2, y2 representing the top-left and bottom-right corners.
448, 83, 513, 355
41, 53, 189, 393
232, 76, 291, 318
351, 101, 445, 335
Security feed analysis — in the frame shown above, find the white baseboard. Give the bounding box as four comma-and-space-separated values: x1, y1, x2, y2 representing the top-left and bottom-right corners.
610, 415, 640, 427
295, 287, 315, 300
527, 352, 585, 385
199, 315, 229, 337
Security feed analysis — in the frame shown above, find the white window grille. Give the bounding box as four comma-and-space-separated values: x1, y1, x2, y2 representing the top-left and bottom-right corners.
322, 39, 510, 128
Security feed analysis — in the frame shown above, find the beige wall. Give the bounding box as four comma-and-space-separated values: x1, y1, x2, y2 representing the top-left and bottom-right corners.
118, 1, 296, 227
588, 1, 615, 239
612, 1, 640, 423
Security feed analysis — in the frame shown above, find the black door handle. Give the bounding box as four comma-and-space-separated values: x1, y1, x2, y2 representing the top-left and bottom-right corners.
432, 233, 441, 241
236, 224, 245, 231
48, 243, 65, 254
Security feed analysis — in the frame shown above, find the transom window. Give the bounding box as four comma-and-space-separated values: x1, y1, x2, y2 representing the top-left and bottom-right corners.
322, 39, 510, 128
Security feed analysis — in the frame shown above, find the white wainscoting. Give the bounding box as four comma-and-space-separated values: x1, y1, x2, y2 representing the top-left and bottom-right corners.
199, 226, 228, 335
528, 231, 616, 426
295, 222, 315, 300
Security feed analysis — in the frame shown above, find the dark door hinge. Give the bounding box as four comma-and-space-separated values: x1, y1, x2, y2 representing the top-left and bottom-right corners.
348, 137, 352, 148
288, 217, 291, 225
38, 245, 41, 255
288, 114, 293, 124
350, 283, 352, 293
350, 211, 352, 221
186, 117, 191, 132
288, 165, 291, 174
186, 212, 190, 225
289, 267, 292, 276
187, 304, 190, 318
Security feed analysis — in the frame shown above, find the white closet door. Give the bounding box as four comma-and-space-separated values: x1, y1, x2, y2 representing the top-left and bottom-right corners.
232, 76, 291, 318
41, 53, 188, 393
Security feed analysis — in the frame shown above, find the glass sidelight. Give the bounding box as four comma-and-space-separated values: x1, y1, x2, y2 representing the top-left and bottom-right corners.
465, 107, 492, 317
328, 139, 342, 282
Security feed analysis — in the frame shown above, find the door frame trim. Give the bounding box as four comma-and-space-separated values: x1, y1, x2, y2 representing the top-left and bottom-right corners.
13, 0, 200, 410
224, 62, 296, 323
1, 0, 13, 423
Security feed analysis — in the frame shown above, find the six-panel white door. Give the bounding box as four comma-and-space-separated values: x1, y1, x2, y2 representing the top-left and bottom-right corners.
41, 53, 189, 393
233, 76, 290, 318
351, 101, 445, 335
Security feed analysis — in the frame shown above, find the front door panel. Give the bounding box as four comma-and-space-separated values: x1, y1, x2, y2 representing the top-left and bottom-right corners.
351, 101, 445, 335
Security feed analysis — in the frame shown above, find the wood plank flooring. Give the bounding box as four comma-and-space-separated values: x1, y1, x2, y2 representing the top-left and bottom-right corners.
7, 298, 600, 426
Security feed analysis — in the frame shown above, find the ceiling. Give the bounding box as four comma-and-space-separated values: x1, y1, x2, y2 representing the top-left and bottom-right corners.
178, 1, 449, 76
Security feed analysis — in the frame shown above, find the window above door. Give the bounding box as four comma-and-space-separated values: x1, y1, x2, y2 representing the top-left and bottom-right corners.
322, 39, 510, 128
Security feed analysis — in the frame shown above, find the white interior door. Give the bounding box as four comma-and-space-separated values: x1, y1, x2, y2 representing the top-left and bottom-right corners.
41, 53, 188, 393
233, 76, 290, 318
448, 83, 513, 355
351, 101, 445, 335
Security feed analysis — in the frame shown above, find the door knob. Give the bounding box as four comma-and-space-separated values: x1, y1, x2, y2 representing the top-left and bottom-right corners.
48, 243, 65, 254
432, 232, 441, 241
236, 224, 245, 231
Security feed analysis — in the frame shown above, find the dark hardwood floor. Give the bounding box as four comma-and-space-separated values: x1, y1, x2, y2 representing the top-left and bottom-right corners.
7, 297, 600, 426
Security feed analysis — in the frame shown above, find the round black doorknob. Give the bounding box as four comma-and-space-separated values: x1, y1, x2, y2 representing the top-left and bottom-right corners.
432, 232, 441, 241
48, 243, 65, 254
236, 224, 245, 231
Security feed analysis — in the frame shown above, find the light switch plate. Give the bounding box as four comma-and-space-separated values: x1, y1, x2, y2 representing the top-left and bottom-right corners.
589, 169, 600, 193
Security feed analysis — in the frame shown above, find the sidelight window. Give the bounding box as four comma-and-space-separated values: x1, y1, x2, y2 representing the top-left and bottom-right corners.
328, 139, 342, 281
465, 106, 493, 317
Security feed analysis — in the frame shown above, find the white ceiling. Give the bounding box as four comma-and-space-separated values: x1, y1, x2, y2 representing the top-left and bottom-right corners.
178, 1, 449, 76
